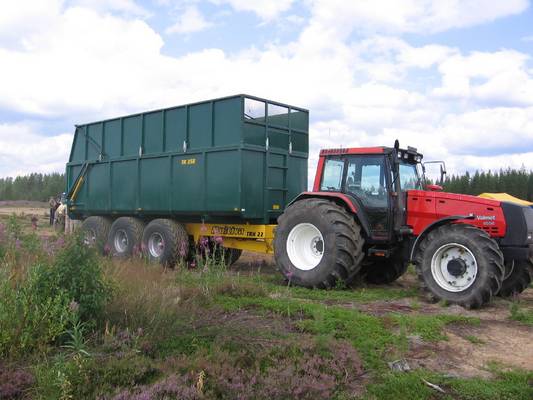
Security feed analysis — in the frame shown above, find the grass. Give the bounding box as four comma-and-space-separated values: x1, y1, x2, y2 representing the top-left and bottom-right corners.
1, 213, 533, 399
510, 302, 533, 326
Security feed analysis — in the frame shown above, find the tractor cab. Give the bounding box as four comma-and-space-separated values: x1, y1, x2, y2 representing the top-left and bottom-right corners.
313, 143, 431, 242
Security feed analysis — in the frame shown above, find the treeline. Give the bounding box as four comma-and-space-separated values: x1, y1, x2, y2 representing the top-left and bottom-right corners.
442, 168, 533, 201
0, 173, 66, 202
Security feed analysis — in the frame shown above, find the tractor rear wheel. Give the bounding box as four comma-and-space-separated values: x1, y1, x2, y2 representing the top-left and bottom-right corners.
81, 216, 112, 253
415, 224, 504, 309
274, 198, 364, 288
498, 260, 533, 297
362, 257, 408, 284
108, 217, 145, 258
141, 219, 189, 266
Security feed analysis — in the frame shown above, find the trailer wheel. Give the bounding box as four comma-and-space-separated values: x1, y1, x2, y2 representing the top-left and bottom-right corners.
108, 217, 145, 258
362, 258, 408, 284
415, 224, 504, 309
497, 260, 533, 297
274, 199, 364, 288
141, 219, 189, 266
81, 216, 112, 253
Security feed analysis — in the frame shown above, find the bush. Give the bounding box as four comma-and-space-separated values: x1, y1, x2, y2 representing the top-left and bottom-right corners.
0, 232, 113, 358
0, 265, 71, 357
52, 232, 113, 323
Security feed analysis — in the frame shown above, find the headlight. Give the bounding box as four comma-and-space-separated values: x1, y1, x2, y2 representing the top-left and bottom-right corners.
528, 232, 533, 242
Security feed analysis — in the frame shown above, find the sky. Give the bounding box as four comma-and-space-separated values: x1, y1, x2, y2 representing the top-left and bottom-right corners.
1, 0, 533, 187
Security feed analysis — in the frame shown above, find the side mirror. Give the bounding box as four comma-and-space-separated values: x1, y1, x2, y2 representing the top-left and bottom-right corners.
426, 184, 443, 192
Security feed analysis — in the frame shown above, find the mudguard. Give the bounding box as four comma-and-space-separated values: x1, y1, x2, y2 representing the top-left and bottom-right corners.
409, 214, 475, 263
287, 192, 372, 238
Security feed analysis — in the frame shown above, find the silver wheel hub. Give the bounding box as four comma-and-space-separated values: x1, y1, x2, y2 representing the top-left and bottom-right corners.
114, 229, 129, 253
431, 243, 477, 292
286, 223, 325, 271
148, 232, 165, 258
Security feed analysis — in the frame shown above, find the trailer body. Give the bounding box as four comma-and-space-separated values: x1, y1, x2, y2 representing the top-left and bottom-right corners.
66, 95, 308, 225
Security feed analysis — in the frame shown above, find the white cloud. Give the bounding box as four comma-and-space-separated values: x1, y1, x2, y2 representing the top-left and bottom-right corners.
434, 50, 533, 106
0, 0, 532, 181
210, 0, 295, 20
306, 0, 529, 37
166, 6, 213, 34
0, 123, 72, 177
71, 0, 149, 17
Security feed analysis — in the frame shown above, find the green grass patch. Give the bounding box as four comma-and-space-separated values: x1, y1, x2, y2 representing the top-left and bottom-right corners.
390, 314, 480, 342
364, 368, 533, 400
510, 303, 533, 326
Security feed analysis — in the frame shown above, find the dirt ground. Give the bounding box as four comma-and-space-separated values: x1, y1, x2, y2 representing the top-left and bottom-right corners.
3, 205, 532, 379
233, 254, 533, 378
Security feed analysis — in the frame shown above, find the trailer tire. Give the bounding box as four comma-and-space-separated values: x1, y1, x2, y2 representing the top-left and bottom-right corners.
274, 198, 364, 288
81, 216, 112, 253
108, 217, 145, 258
141, 219, 189, 266
362, 258, 408, 284
497, 260, 533, 297
415, 224, 504, 309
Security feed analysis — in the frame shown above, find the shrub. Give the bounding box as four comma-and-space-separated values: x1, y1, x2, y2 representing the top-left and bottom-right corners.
0, 363, 34, 399
52, 232, 113, 323
0, 265, 71, 357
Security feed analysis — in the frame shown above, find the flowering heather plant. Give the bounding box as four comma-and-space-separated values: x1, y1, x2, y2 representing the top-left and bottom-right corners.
111, 374, 201, 400
0, 363, 34, 400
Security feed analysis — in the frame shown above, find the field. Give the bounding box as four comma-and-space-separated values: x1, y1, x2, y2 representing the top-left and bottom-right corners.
1, 203, 532, 399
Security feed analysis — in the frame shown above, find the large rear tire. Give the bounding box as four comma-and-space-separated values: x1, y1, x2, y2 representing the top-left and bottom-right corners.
108, 217, 145, 258
415, 224, 504, 309
274, 199, 364, 288
362, 257, 408, 284
81, 216, 112, 253
498, 260, 533, 297
141, 219, 189, 266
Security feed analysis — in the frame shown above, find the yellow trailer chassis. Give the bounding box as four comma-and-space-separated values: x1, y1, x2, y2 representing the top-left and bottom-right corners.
185, 223, 276, 254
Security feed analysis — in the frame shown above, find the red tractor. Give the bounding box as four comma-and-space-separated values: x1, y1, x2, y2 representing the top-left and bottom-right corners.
274, 141, 533, 308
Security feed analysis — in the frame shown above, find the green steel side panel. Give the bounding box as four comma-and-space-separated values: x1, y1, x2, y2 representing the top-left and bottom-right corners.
241, 150, 264, 218
291, 131, 308, 153
104, 120, 121, 158
164, 107, 186, 153
112, 160, 137, 211
206, 151, 240, 212
67, 95, 309, 223
144, 112, 164, 155
243, 122, 265, 147
87, 163, 109, 211
287, 156, 308, 200
140, 158, 169, 211
214, 98, 241, 146
172, 154, 205, 212
189, 103, 212, 150
123, 116, 142, 156
87, 123, 103, 160
71, 128, 86, 163
290, 109, 308, 131
268, 127, 289, 151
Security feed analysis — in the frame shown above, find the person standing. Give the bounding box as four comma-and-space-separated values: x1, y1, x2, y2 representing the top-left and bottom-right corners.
49, 196, 57, 225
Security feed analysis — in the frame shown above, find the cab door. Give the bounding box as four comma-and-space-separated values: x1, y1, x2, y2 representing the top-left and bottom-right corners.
344, 155, 392, 241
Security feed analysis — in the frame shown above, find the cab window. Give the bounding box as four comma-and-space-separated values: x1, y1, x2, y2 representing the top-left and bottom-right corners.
320, 158, 344, 191
345, 156, 388, 208
399, 162, 422, 190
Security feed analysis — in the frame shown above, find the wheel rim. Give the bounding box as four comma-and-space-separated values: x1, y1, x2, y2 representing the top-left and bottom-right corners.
286, 223, 324, 271
431, 243, 477, 292
84, 228, 97, 246
148, 232, 165, 258
114, 229, 129, 253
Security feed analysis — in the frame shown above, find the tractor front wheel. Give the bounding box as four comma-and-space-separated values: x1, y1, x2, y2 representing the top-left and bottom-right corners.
415, 224, 504, 309
274, 199, 364, 288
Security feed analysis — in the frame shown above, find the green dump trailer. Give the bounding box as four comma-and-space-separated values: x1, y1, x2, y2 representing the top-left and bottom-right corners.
66, 95, 309, 263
